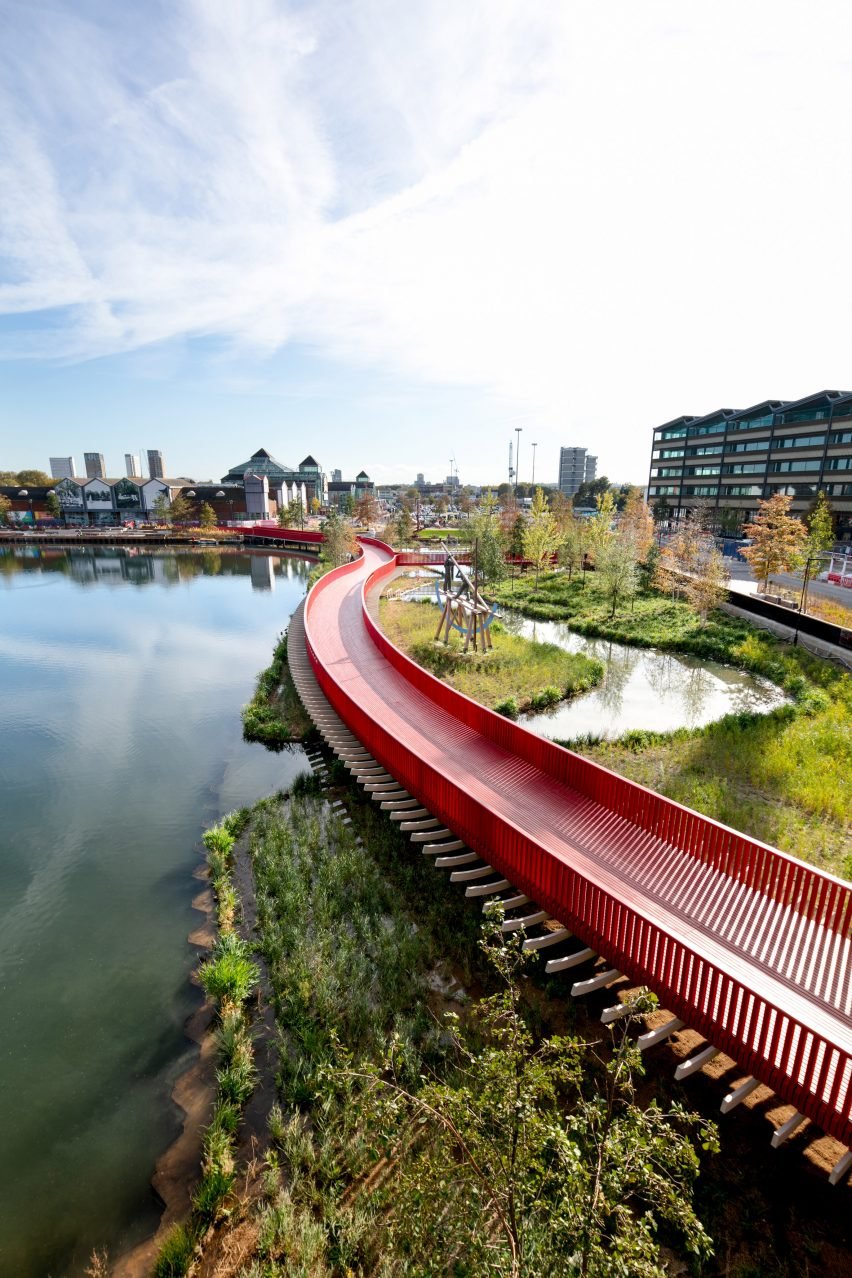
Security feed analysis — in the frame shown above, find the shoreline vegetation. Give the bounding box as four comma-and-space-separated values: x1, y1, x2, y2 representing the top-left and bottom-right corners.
489, 571, 851, 879
378, 597, 604, 716
241, 630, 316, 748
146, 784, 723, 1277
152, 809, 258, 1276
143, 774, 852, 1277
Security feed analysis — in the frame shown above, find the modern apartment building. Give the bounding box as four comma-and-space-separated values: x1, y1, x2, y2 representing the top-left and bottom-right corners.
558, 446, 596, 496
125, 453, 141, 477
84, 452, 106, 479
147, 449, 165, 479
49, 456, 77, 479
647, 389, 852, 541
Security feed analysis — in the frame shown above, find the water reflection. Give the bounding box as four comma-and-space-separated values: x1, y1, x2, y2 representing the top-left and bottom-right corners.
0, 547, 311, 1276
501, 612, 788, 740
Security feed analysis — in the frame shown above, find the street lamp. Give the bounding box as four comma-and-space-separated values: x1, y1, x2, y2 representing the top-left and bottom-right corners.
514, 427, 522, 496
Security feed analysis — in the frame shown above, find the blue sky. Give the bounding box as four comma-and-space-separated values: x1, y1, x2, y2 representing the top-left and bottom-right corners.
3, 1, 852, 486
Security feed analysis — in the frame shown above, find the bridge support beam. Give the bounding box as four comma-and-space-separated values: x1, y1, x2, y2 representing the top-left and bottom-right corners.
771, 1112, 805, 1148
546, 946, 596, 973
675, 1045, 719, 1080
571, 968, 622, 997
466, 878, 511, 897
523, 927, 571, 952
721, 1077, 760, 1114
501, 910, 549, 933
450, 864, 495, 883
637, 1018, 684, 1052
829, 1150, 852, 1186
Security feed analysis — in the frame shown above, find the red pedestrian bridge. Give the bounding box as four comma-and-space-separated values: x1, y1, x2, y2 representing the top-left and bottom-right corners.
290, 537, 852, 1178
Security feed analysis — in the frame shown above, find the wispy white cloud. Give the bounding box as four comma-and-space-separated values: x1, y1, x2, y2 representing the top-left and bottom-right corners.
3, 1, 852, 480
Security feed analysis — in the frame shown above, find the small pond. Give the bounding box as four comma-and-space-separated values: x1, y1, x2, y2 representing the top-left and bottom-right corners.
499, 611, 788, 740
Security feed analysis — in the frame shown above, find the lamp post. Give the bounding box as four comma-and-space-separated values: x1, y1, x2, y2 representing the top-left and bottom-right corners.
514, 427, 522, 496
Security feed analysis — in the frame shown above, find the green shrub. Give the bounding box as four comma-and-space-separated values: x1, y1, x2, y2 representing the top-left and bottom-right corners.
495, 697, 519, 719
192, 1167, 235, 1224
199, 933, 259, 1005
152, 1222, 195, 1277
217, 1054, 257, 1106
529, 685, 562, 711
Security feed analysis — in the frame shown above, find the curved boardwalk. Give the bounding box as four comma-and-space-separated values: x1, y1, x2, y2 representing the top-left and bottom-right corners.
299, 539, 852, 1159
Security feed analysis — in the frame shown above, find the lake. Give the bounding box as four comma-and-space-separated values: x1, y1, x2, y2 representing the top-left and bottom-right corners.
0, 545, 311, 1276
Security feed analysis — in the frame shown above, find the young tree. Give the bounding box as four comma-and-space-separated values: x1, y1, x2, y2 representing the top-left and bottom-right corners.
596, 536, 639, 617
45, 491, 62, 519
469, 499, 507, 585
742, 493, 808, 591
654, 513, 727, 620
522, 487, 560, 586
587, 490, 616, 562
805, 489, 835, 563
168, 492, 193, 525
558, 515, 588, 580
199, 502, 217, 530
310, 495, 321, 516
618, 489, 655, 562
320, 510, 357, 569
0, 494, 10, 525
344, 918, 716, 1278
151, 493, 170, 524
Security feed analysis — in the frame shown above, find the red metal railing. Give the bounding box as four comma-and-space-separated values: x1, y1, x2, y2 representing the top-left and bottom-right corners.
303, 541, 852, 1146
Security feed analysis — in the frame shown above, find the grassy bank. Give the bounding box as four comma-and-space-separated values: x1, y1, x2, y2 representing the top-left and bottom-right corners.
379, 597, 603, 715
491, 570, 851, 878
241, 629, 316, 748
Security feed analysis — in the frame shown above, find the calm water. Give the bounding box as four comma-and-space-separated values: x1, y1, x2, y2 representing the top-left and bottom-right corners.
501, 612, 788, 739
0, 545, 312, 1276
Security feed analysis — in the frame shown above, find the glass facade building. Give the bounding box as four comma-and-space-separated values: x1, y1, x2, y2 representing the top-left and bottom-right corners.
647, 391, 852, 540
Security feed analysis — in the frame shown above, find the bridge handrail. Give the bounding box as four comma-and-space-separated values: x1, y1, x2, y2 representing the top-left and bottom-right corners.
304, 543, 852, 1145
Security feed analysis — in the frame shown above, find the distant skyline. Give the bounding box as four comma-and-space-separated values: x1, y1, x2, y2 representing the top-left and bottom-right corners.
3, 2, 852, 486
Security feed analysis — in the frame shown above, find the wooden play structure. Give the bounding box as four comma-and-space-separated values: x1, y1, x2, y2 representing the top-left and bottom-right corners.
433, 544, 498, 653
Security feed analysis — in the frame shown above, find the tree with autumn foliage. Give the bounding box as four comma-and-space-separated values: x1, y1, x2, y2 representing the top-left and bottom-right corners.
742, 493, 808, 591
618, 488, 655, 562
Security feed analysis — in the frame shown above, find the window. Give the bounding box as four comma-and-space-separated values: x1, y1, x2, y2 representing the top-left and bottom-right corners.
682, 485, 719, 497
687, 422, 727, 438
722, 462, 766, 475
830, 483, 852, 497
769, 459, 822, 473
651, 467, 683, 478
685, 443, 723, 456
656, 426, 688, 440
730, 413, 774, 431
725, 439, 769, 454
648, 485, 678, 496
767, 482, 818, 497
778, 407, 831, 425
723, 485, 763, 497
828, 429, 852, 446
771, 433, 826, 450
683, 465, 720, 476
827, 456, 852, 471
